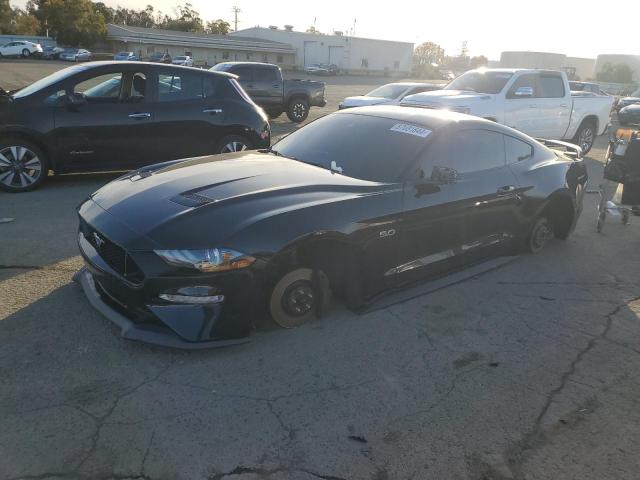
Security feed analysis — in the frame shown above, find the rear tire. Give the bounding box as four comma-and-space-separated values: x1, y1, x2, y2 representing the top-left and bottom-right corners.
573, 120, 596, 155
526, 216, 554, 253
286, 98, 310, 123
0, 138, 49, 193
21, 49, 30, 58
216, 135, 253, 154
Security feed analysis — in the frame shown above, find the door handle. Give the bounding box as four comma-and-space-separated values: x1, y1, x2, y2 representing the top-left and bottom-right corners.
202, 108, 223, 114
497, 185, 517, 195
273, 84, 281, 88
560, 104, 568, 108
529, 105, 537, 108
128, 112, 151, 119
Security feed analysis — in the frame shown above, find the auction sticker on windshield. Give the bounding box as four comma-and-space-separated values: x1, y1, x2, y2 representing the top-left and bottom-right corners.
390, 123, 432, 138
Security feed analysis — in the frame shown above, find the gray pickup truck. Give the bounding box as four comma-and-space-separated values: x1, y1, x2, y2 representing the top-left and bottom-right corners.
211, 62, 326, 122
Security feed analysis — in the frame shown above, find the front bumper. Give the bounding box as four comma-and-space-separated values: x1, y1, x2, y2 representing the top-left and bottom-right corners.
74, 267, 250, 349
76, 215, 259, 349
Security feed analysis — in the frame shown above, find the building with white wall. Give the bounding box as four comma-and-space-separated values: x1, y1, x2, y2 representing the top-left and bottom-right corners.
106, 24, 296, 68
229, 26, 414, 75
499, 51, 596, 80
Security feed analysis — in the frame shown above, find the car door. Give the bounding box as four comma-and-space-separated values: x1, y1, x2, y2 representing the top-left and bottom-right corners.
535, 73, 571, 138
252, 65, 282, 108
504, 73, 545, 137
395, 128, 520, 285
2, 42, 19, 56
52, 66, 156, 171
152, 69, 227, 160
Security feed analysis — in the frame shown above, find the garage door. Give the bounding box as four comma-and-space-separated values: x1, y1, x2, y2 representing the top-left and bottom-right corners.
303, 41, 319, 67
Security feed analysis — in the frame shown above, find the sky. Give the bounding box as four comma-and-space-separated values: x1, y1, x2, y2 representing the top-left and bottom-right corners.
11, 0, 638, 60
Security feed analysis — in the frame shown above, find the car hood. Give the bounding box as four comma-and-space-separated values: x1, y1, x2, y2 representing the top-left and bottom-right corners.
342, 96, 391, 107
88, 152, 392, 250
401, 89, 493, 107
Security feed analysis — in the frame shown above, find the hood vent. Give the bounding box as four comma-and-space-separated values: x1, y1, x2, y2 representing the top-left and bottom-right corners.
170, 191, 215, 207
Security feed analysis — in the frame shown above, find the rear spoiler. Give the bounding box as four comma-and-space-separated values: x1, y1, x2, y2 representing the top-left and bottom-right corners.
535, 138, 583, 159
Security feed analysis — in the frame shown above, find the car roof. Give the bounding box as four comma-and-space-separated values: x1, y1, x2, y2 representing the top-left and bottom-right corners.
214, 61, 277, 68
381, 82, 442, 88
68, 61, 235, 77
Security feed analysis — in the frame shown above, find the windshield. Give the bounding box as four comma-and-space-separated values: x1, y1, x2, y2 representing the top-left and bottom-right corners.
174, 56, 187, 60
210, 63, 232, 72
117, 52, 131, 56
12, 65, 85, 99
271, 113, 432, 182
366, 84, 408, 99
445, 71, 513, 94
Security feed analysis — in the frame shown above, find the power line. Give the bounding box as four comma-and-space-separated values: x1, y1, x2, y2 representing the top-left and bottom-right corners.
231, 5, 241, 32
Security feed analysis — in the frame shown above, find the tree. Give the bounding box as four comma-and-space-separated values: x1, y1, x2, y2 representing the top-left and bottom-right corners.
36, 0, 106, 46
14, 11, 41, 35
306, 25, 320, 34
413, 41, 445, 66
206, 19, 230, 35
0, 0, 16, 34
469, 55, 488, 68
597, 63, 633, 83
161, 3, 204, 32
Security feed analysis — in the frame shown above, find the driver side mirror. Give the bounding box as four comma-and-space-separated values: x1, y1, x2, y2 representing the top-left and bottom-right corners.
66, 92, 87, 110
512, 86, 534, 98
431, 165, 458, 184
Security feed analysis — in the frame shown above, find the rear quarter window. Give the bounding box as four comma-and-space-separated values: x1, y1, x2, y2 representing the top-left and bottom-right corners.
505, 136, 534, 164
538, 74, 565, 98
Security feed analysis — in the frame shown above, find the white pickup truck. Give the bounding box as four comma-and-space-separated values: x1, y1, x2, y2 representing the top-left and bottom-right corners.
402, 68, 614, 154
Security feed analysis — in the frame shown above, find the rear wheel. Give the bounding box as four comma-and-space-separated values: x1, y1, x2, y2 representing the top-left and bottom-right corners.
21, 48, 30, 58
286, 98, 309, 123
216, 135, 253, 154
526, 216, 554, 253
0, 139, 48, 192
269, 268, 330, 328
573, 120, 596, 155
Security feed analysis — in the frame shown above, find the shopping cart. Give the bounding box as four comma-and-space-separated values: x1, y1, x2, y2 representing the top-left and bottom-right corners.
597, 128, 640, 232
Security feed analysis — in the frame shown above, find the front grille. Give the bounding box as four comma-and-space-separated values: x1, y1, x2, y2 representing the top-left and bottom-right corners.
80, 218, 144, 283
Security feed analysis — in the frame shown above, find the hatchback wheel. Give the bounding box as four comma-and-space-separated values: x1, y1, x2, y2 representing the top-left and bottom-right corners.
21, 49, 30, 58
217, 135, 252, 154
527, 217, 554, 253
0, 140, 48, 192
270, 268, 330, 328
286, 98, 309, 123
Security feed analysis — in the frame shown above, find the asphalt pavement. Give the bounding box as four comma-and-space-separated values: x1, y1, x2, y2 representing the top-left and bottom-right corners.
1, 60, 639, 480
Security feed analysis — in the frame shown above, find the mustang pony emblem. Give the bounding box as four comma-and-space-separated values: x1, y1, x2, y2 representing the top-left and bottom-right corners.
92, 232, 105, 248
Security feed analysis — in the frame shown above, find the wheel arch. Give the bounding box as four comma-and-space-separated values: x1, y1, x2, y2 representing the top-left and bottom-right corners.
538, 189, 576, 239
268, 232, 366, 309
0, 129, 53, 171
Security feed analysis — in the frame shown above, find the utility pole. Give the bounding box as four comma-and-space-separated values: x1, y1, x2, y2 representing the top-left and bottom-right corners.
232, 5, 241, 32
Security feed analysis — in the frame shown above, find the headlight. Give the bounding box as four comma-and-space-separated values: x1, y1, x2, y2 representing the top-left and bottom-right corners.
155, 248, 255, 273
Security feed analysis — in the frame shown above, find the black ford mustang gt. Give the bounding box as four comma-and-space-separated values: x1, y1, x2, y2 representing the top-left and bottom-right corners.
75, 106, 588, 349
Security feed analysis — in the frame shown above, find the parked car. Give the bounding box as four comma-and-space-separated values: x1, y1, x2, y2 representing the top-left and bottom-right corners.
614, 90, 640, 113
339, 82, 443, 109
0, 40, 42, 58
0, 61, 270, 192
149, 52, 171, 63
569, 81, 609, 96
402, 68, 614, 154
74, 106, 587, 349
59, 49, 92, 62
211, 61, 326, 122
114, 51, 139, 61
617, 104, 640, 125
41, 46, 65, 60
172, 55, 193, 66
304, 63, 338, 75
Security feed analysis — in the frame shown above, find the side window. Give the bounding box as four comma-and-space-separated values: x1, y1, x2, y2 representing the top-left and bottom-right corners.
230, 66, 253, 83
505, 135, 534, 164
203, 75, 222, 98
158, 72, 203, 102
507, 74, 539, 99
73, 72, 123, 103
254, 67, 278, 83
124, 72, 147, 103
538, 74, 565, 98
421, 130, 505, 176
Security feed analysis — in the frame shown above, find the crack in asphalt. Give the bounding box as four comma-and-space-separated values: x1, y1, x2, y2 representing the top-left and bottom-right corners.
504, 294, 640, 480
208, 465, 348, 480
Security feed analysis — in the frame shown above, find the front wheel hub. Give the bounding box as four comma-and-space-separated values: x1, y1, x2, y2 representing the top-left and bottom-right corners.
282, 281, 315, 317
